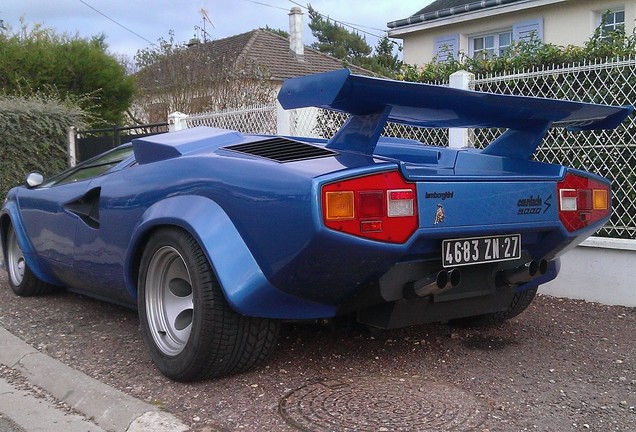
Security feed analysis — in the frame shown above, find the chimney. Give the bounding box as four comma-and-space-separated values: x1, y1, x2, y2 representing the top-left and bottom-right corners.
288, 7, 304, 59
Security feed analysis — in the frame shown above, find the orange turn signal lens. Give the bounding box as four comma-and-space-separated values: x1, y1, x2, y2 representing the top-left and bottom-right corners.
325, 191, 355, 220
593, 189, 608, 210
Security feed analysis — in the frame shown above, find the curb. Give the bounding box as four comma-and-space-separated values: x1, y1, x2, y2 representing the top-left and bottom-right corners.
0, 326, 189, 432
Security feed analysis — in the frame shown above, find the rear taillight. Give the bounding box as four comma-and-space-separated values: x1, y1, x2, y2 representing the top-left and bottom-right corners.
322, 171, 418, 243
557, 172, 611, 232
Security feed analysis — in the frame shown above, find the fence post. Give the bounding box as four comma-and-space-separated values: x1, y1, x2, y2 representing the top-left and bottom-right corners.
112, 124, 119, 147
68, 126, 77, 167
448, 70, 475, 148
276, 101, 291, 135
168, 112, 189, 132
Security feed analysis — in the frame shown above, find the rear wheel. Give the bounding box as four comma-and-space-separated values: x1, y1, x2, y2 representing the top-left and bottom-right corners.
5, 225, 55, 296
449, 287, 538, 328
138, 228, 279, 381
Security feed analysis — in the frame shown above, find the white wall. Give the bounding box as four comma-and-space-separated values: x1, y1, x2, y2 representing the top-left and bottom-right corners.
397, 0, 636, 65
540, 238, 636, 307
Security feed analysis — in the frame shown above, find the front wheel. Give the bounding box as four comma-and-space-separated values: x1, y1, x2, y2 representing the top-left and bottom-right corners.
138, 228, 279, 381
5, 225, 56, 296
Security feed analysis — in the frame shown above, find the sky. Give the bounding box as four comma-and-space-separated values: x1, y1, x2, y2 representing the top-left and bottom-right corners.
1, 0, 432, 59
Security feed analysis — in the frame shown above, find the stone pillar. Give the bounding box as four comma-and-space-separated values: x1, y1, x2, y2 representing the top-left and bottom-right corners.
276, 100, 291, 136
168, 112, 189, 132
448, 70, 475, 148
67, 126, 77, 167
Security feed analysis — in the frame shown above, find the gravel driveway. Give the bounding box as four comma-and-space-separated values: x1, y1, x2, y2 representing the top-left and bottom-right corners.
0, 268, 634, 431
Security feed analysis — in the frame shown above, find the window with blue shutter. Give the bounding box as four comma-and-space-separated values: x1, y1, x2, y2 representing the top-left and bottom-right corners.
434, 34, 459, 62
513, 18, 544, 43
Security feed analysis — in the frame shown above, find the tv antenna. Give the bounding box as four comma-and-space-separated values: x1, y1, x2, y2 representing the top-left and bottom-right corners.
197, 8, 214, 42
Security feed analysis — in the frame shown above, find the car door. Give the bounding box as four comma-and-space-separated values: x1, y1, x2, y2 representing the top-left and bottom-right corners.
18, 146, 135, 292
17, 177, 92, 286
69, 146, 139, 304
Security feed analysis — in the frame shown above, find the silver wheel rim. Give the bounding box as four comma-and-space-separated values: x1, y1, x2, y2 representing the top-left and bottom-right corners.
144, 246, 194, 356
7, 228, 25, 287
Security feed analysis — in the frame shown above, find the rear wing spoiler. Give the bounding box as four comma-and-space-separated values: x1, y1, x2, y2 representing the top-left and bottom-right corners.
278, 69, 633, 159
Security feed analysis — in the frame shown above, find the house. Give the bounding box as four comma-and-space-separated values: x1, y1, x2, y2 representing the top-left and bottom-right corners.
134, 8, 370, 122
387, 0, 632, 65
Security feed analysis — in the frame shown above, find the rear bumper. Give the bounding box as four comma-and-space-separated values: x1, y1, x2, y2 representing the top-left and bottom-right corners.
356, 258, 560, 329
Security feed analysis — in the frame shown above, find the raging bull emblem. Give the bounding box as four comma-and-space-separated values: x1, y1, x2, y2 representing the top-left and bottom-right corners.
434, 204, 445, 224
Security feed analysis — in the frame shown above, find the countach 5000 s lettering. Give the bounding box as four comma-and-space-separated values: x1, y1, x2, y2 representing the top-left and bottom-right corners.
1, 69, 631, 381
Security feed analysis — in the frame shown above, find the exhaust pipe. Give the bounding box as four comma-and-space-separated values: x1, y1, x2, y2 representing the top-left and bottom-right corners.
497, 259, 548, 286
404, 268, 461, 298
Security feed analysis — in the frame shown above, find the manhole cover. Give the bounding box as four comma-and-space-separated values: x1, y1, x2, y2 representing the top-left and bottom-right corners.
279, 376, 486, 431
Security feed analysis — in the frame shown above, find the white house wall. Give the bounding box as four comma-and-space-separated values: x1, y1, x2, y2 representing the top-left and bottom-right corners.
399, 0, 636, 66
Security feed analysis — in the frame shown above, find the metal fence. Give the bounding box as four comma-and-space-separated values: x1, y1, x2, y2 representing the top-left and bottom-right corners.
74, 122, 168, 163
183, 58, 636, 239
186, 105, 277, 135
473, 58, 636, 239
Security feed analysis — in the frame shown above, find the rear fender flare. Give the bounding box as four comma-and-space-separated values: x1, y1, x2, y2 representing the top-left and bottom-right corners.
127, 195, 336, 319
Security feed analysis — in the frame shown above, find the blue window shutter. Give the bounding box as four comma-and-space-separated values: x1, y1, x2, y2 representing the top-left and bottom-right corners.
513, 18, 544, 42
434, 34, 459, 62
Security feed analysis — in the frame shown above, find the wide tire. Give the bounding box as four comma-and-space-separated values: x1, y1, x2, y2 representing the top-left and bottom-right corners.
449, 287, 538, 328
138, 228, 279, 381
5, 225, 56, 296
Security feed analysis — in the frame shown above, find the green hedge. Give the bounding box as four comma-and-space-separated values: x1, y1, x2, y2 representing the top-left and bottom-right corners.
0, 94, 85, 198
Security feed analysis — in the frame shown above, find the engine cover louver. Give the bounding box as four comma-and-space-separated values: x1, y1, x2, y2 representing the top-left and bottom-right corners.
224, 138, 338, 162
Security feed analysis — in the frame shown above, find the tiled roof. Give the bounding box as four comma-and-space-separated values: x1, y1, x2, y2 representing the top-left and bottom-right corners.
140, 29, 371, 85
388, 0, 525, 29
414, 0, 476, 15
228, 29, 372, 80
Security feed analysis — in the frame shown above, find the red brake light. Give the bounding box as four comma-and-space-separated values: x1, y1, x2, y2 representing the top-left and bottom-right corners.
557, 172, 611, 232
322, 171, 418, 243
359, 191, 383, 218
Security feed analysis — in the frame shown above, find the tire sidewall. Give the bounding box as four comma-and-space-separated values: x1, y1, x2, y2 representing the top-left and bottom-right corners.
138, 228, 216, 380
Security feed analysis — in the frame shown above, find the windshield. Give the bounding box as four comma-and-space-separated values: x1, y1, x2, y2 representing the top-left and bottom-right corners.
42, 146, 134, 187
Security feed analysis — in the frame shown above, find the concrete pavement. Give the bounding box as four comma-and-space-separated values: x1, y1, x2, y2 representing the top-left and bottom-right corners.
0, 326, 189, 432
0, 376, 104, 432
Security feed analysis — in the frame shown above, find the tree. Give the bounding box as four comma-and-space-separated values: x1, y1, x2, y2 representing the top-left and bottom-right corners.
375, 36, 401, 72
358, 36, 402, 77
132, 31, 277, 123
306, 5, 401, 77
262, 26, 288, 39
0, 22, 135, 128
308, 5, 371, 62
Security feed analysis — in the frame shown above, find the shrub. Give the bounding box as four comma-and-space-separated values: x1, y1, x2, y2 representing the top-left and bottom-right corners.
0, 94, 86, 198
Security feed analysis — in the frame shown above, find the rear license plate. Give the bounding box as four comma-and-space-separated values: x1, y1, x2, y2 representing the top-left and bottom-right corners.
442, 234, 521, 268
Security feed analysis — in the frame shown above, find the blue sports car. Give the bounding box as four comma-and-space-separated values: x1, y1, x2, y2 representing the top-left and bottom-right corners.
1, 70, 631, 381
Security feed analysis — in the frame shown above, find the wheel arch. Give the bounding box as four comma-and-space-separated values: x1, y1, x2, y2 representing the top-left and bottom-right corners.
0, 211, 11, 268
0, 204, 57, 285
126, 195, 336, 319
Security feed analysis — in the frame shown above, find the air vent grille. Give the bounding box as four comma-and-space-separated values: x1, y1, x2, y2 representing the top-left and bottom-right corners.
224, 138, 338, 162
